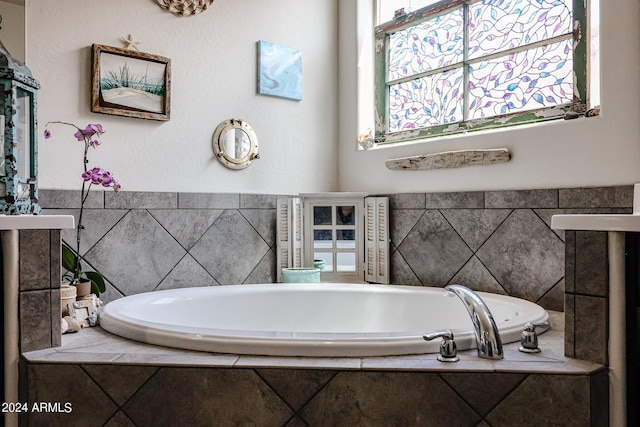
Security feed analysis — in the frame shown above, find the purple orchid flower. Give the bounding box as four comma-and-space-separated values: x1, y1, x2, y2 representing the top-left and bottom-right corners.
43, 121, 122, 291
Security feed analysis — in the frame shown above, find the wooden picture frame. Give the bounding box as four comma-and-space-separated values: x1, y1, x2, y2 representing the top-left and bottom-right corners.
91, 44, 171, 121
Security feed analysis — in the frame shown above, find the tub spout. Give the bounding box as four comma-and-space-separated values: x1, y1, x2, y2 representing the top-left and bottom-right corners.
444, 284, 503, 360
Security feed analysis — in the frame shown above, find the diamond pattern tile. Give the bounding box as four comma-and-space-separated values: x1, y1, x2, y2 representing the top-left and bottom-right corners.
23, 356, 608, 427
537, 279, 565, 311
398, 210, 473, 286
124, 367, 292, 426
441, 208, 511, 251
300, 371, 480, 426
244, 249, 277, 284
257, 369, 336, 411
45, 208, 128, 255
40, 189, 590, 309
156, 254, 219, 289
240, 208, 277, 247
440, 372, 526, 416
390, 209, 425, 247
27, 364, 118, 426
83, 365, 158, 406
149, 209, 223, 250
486, 374, 591, 426
104, 411, 137, 427
390, 250, 422, 286
190, 210, 270, 284
476, 209, 564, 301
84, 210, 186, 295
283, 416, 309, 427
449, 255, 506, 294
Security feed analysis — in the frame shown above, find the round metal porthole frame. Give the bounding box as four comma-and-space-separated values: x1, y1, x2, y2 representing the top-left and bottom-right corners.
212, 119, 259, 170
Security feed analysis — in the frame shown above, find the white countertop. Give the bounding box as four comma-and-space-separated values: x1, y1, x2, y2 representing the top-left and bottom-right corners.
551, 214, 640, 232
0, 215, 75, 230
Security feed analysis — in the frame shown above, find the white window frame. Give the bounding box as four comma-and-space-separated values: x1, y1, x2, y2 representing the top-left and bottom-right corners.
276, 194, 389, 284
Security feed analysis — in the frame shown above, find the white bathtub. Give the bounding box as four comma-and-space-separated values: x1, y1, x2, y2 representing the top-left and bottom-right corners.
99, 283, 549, 357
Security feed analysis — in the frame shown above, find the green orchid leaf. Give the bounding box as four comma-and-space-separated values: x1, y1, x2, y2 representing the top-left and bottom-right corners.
84, 271, 106, 295
61, 244, 79, 273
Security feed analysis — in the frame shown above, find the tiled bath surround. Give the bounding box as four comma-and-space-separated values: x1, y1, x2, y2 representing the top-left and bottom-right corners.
22, 313, 608, 427
40, 191, 280, 303
15, 185, 630, 426
40, 186, 633, 310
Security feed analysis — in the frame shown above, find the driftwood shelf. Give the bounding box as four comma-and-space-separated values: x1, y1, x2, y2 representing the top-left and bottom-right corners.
385, 148, 511, 171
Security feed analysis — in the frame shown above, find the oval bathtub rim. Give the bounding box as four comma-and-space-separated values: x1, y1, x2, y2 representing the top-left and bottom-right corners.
98, 283, 549, 358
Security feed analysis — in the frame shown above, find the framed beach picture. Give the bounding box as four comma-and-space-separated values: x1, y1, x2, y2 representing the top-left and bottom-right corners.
257, 41, 302, 101
91, 44, 171, 121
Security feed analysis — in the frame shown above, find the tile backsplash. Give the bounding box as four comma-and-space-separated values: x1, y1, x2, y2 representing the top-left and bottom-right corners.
40, 186, 633, 310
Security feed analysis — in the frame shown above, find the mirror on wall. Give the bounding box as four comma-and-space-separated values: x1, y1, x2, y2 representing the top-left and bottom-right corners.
276, 194, 390, 284
212, 119, 259, 170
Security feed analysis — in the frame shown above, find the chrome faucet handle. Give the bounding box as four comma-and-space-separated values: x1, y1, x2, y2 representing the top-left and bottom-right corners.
423, 330, 459, 362
518, 321, 550, 353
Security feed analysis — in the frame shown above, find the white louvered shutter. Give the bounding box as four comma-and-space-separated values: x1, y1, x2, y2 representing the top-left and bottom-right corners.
276, 197, 304, 282
364, 197, 389, 284
290, 197, 304, 268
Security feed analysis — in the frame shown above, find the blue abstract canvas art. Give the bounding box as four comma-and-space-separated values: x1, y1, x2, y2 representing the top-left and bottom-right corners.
258, 41, 302, 101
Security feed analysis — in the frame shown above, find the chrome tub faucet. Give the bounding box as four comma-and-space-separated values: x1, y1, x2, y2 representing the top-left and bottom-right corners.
444, 284, 504, 360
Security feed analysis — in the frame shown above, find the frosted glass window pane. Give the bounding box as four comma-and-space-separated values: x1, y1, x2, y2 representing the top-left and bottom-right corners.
468, 0, 572, 60
468, 39, 573, 119
389, 8, 464, 80
389, 67, 464, 132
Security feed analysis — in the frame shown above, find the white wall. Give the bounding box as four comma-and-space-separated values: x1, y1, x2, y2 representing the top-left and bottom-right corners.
338, 0, 640, 193
0, 0, 25, 62
27, 0, 338, 194
23, 1, 640, 195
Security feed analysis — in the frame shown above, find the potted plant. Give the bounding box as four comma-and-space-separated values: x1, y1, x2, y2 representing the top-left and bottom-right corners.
44, 122, 121, 296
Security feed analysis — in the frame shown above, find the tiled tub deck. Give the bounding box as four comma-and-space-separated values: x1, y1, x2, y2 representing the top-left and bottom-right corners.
21, 312, 607, 427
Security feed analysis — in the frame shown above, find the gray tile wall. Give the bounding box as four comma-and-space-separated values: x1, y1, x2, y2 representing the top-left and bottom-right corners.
22, 186, 626, 427
40, 186, 633, 310
388, 186, 632, 312
22, 362, 608, 426
41, 191, 279, 303
18, 229, 62, 351
564, 230, 610, 364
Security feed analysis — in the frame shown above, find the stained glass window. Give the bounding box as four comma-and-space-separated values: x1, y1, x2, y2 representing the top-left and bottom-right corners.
375, 0, 591, 143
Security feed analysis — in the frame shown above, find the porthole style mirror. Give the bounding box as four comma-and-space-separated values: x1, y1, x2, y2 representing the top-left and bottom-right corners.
212, 119, 259, 170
